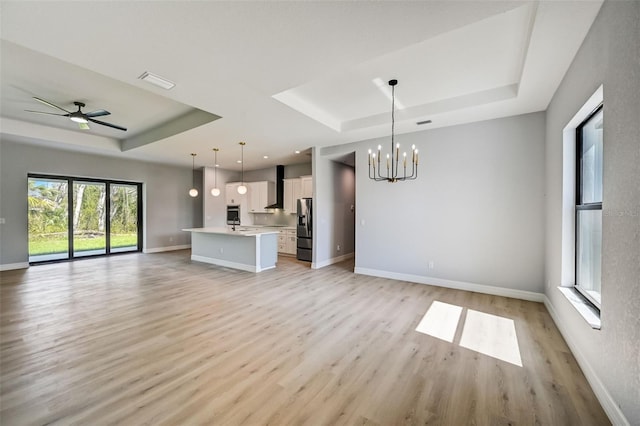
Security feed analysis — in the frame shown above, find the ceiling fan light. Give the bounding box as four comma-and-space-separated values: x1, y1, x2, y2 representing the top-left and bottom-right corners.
70, 116, 88, 124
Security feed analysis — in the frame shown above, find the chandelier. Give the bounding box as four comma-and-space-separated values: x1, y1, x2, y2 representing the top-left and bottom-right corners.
368, 79, 418, 182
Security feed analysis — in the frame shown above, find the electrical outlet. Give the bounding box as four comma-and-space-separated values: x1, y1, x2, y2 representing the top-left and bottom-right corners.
428, 261, 434, 270
337, 244, 341, 252
220, 248, 224, 254
169, 236, 174, 242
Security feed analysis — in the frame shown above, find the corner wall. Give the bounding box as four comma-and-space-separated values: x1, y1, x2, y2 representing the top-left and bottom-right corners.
311, 153, 355, 268
543, 1, 640, 424
315, 112, 546, 298
0, 139, 201, 267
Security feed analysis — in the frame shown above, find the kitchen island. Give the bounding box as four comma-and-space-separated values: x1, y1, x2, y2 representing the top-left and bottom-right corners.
182, 227, 279, 273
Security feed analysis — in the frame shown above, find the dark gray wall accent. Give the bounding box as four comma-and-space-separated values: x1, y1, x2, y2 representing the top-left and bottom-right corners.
544, 1, 640, 424
0, 138, 202, 266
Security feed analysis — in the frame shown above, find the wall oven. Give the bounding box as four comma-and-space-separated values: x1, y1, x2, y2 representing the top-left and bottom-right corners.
226, 205, 240, 225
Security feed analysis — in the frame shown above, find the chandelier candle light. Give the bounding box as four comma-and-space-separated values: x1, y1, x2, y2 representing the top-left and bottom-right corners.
189, 153, 199, 197
237, 142, 247, 195
368, 79, 418, 182
211, 148, 221, 197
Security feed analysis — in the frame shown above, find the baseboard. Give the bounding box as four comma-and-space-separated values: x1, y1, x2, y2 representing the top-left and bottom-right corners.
543, 296, 629, 426
353, 267, 544, 303
312, 252, 355, 269
143, 244, 190, 254
0, 262, 30, 271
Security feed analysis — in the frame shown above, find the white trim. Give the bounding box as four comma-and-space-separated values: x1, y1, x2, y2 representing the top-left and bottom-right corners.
0, 262, 29, 271
143, 244, 190, 254
544, 296, 629, 426
191, 254, 275, 273
556, 286, 601, 329
312, 252, 355, 269
353, 267, 544, 302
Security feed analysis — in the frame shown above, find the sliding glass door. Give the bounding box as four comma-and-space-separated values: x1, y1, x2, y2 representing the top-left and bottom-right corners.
28, 175, 142, 263
28, 177, 70, 262
110, 184, 139, 253
73, 181, 107, 257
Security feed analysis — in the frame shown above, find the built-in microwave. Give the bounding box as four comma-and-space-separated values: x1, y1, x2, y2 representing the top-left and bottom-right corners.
226, 205, 240, 225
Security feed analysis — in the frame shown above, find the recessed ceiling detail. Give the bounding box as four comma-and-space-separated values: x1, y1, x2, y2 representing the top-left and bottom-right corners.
0, 1, 603, 168
273, 3, 535, 133
1, 40, 221, 154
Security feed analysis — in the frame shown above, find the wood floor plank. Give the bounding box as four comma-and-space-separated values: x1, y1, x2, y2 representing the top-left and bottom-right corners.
0, 250, 610, 425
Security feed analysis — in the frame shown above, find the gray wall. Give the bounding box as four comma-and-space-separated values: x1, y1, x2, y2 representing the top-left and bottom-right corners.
0, 138, 202, 266
312, 153, 356, 265
544, 1, 640, 423
315, 112, 545, 293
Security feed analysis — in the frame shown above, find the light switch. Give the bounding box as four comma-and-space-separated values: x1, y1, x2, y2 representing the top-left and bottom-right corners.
0, 218, 5, 224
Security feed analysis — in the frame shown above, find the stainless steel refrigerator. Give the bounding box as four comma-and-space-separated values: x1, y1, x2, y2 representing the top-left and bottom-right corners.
296, 198, 312, 262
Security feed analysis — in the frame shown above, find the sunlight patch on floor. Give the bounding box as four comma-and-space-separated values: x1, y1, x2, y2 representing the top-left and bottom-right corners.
416, 301, 523, 367
415, 301, 462, 343
459, 309, 523, 367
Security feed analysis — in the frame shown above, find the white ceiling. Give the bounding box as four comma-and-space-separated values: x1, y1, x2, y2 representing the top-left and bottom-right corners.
0, 1, 602, 171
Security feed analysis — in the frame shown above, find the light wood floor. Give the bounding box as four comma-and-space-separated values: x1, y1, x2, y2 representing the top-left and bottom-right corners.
1, 251, 609, 425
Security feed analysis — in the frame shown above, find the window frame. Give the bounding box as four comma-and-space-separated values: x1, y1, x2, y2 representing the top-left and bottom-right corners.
574, 103, 603, 310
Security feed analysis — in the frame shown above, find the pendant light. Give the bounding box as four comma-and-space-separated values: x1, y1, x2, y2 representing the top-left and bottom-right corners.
210, 148, 221, 197
188, 153, 199, 197
368, 79, 418, 182
237, 142, 247, 195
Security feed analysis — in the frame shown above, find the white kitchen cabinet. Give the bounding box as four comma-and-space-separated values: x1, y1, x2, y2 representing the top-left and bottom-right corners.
278, 229, 297, 255
286, 229, 297, 255
225, 182, 246, 206
300, 175, 313, 198
247, 181, 275, 213
225, 182, 250, 225
283, 178, 302, 213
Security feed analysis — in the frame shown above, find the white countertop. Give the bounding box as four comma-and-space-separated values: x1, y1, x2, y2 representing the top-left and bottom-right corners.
182, 227, 280, 236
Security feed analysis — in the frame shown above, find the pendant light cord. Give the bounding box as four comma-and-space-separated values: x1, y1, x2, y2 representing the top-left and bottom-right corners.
192, 153, 196, 188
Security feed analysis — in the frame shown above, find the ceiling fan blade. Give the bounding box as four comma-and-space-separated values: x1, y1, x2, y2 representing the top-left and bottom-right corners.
25, 110, 70, 117
78, 122, 91, 130
33, 97, 71, 114
88, 117, 127, 132
85, 109, 111, 118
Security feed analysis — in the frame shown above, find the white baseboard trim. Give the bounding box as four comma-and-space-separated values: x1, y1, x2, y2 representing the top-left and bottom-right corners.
143, 244, 191, 254
543, 296, 629, 426
353, 267, 544, 303
0, 262, 30, 271
312, 252, 355, 269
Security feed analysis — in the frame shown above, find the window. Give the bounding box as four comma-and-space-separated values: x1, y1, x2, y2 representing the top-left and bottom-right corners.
575, 105, 603, 308
28, 174, 142, 263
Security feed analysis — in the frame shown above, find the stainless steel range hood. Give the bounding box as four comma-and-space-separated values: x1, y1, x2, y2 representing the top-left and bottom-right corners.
265, 165, 284, 209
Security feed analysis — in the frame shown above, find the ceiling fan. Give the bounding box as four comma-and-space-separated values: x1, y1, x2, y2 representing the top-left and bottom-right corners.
25, 97, 127, 131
